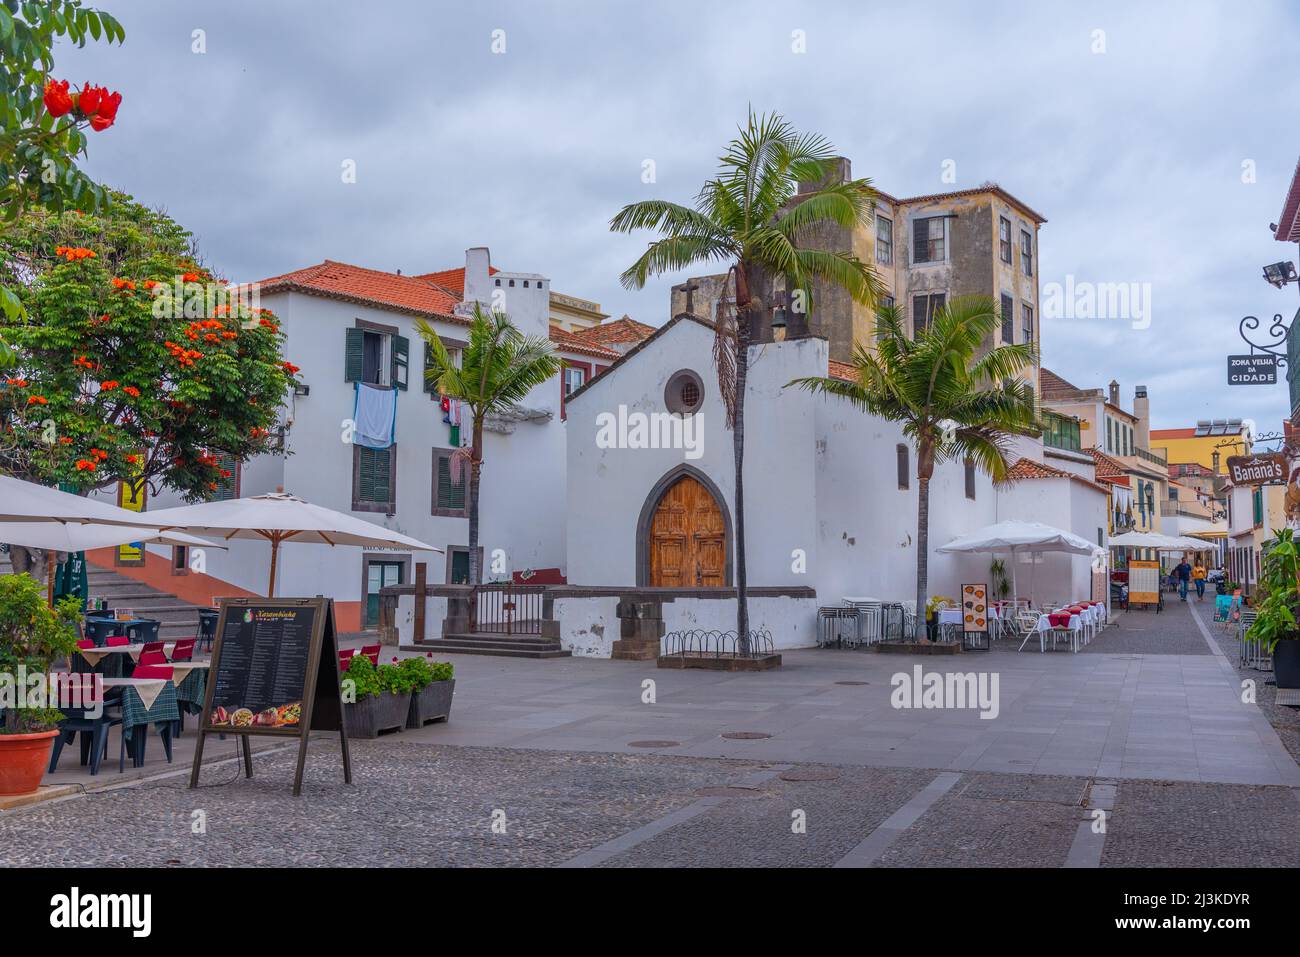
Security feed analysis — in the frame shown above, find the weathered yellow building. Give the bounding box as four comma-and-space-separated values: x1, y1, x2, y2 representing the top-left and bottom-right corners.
1150, 421, 1250, 474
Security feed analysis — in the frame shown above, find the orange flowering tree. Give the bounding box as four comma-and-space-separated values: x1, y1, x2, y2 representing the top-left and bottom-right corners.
0, 196, 299, 499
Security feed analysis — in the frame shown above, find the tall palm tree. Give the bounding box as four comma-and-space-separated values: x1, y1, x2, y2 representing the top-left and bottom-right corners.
417, 305, 560, 612
611, 110, 881, 649
790, 296, 1039, 640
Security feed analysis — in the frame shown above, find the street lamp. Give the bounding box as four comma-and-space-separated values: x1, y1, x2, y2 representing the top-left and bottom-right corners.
1263, 261, 1297, 288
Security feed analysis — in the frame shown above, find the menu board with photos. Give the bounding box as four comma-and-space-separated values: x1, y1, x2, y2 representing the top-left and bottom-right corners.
208, 604, 317, 732
960, 583, 989, 634
191, 596, 351, 796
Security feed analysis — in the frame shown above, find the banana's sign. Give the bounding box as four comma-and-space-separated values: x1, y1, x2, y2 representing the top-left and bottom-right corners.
1226, 452, 1287, 485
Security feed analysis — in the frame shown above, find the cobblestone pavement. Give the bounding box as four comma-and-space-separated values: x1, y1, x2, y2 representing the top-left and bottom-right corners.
1190, 599, 1300, 766
1, 740, 1295, 867
1080, 599, 1212, 656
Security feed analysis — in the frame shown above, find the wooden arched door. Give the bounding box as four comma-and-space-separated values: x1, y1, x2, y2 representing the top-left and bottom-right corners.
647, 474, 727, 587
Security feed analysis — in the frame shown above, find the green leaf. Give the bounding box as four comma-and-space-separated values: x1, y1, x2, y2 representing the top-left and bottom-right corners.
0, 7, 12, 41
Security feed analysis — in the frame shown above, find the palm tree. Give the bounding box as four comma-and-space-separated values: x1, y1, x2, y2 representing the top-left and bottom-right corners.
611, 110, 881, 650
789, 296, 1039, 640
416, 305, 561, 612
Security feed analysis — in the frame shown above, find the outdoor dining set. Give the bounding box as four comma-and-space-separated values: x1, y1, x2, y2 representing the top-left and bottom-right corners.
48, 607, 220, 776
817, 596, 1110, 653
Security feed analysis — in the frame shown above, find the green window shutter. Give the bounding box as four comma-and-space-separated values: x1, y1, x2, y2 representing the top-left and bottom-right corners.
357, 447, 392, 507
436, 453, 465, 511
391, 334, 410, 390
212, 453, 238, 501
423, 342, 438, 394
345, 328, 365, 382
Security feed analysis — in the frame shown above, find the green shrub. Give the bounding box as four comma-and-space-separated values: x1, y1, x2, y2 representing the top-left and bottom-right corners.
340, 653, 384, 699
397, 655, 453, 690
0, 575, 81, 733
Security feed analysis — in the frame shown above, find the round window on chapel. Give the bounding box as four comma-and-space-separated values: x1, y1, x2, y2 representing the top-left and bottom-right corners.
665, 370, 704, 414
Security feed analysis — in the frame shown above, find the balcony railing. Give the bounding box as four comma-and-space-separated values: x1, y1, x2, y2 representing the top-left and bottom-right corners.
1133, 445, 1166, 465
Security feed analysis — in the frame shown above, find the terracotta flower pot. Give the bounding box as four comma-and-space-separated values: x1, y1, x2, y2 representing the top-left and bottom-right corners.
0, 729, 59, 796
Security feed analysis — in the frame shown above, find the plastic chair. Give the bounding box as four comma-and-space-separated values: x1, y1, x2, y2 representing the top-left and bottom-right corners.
170, 639, 195, 662
48, 674, 122, 777
105, 635, 130, 648
76, 638, 95, 650
138, 641, 167, 666
128, 619, 161, 644
360, 644, 381, 666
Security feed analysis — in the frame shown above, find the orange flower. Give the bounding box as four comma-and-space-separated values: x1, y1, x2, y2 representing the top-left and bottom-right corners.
126, 454, 139, 464
72, 355, 95, 370
122, 385, 140, 397
110, 277, 137, 292
59, 437, 73, 445
75, 459, 96, 472
26, 395, 47, 406
181, 271, 201, 283
43, 79, 74, 118
281, 362, 300, 375
54, 245, 96, 261
99, 380, 119, 391
6, 378, 28, 387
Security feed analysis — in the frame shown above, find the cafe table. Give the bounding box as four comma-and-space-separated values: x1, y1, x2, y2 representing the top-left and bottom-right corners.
75, 642, 178, 676
101, 676, 180, 768
170, 662, 210, 717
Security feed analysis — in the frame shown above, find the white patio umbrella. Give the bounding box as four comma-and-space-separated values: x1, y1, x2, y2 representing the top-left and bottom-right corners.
0, 522, 222, 553
143, 492, 442, 596
938, 520, 1105, 605
0, 474, 166, 525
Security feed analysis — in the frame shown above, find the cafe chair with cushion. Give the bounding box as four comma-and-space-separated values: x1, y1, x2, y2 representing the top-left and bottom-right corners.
170, 639, 195, 662
49, 674, 122, 778
138, 641, 168, 666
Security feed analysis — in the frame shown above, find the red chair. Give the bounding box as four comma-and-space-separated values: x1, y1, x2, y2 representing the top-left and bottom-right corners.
139, 641, 167, 666
131, 664, 174, 680
360, 644, 380, 666
76, 638, 95, 650
105, 635, 130, 647
338, 648, 356, 670
170, 639, 195, 662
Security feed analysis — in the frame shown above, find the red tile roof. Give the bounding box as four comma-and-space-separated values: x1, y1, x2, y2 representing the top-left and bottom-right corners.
1150, 427, 1196, 439
1275, 158, 1300, 242
1039, 368, 1081, 398
1087, 447, 1131, 486
572, 316, 656, 347
411, 265, 498, 296
548, 324, 620, 360
255, 260, 463, 322
1001, 457, 1107, 492
827, 359, 857, 382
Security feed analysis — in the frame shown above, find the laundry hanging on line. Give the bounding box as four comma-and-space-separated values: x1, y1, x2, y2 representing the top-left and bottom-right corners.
353, 382, 398, 449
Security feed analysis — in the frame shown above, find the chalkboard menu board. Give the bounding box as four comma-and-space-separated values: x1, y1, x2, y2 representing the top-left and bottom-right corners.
190, 597, 351, 796
209, 605, 315, 732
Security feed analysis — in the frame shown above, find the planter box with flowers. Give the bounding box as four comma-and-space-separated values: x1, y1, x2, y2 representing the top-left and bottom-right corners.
402, 655, 455, 728
0, 575, 82, 795
339, 655, 412, 739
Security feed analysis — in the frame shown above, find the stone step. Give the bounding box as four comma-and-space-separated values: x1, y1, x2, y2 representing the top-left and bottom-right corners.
403, 642, 570, 659
442, 631, 561, 645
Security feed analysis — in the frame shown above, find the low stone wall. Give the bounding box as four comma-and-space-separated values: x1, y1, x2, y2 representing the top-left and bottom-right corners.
385, 582, 817, 658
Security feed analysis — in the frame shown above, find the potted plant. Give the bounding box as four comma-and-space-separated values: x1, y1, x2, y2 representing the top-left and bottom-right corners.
990, 559, 1011, 604
0, 575, 81, 795
402, 655, 455, 728
1245, 530, 1300, 689
339, 655, 411, 739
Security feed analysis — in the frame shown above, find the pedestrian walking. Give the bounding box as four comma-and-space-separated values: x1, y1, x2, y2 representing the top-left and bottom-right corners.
1175, 558, 1192, 601
1192, 561, 1207, 602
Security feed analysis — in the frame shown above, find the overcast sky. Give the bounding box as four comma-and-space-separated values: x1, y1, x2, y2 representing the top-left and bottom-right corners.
57, 0, 1300, 435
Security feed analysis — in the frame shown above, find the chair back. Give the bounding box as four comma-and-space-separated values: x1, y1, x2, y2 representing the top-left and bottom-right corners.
84, 617, 121, 646
105, 635, 131, 647
360, 644, 381, 665
139, 640, 168, 665
129, 619, 161, 644
170, 639, 196, 662
132, 664, 173, 680
52, 673, 103, 721
76, 638, 95, 650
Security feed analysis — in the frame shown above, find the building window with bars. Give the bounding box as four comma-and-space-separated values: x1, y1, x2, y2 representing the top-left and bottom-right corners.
912, 216, 946, 264
432, 447, 467, 518
912, 292, 945, 336
999, 216, 1012, 264
876, 216, 893, 265
352, 444, 396, 514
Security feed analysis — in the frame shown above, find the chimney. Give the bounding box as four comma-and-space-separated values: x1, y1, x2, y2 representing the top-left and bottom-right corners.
798, 156, 850, 195
463, 247, 492, 304
1134, 385, 1150, 449
1108, 380, 1119, 406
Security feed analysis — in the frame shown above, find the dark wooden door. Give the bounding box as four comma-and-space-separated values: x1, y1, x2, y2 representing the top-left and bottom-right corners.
648, 475, 726, 587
